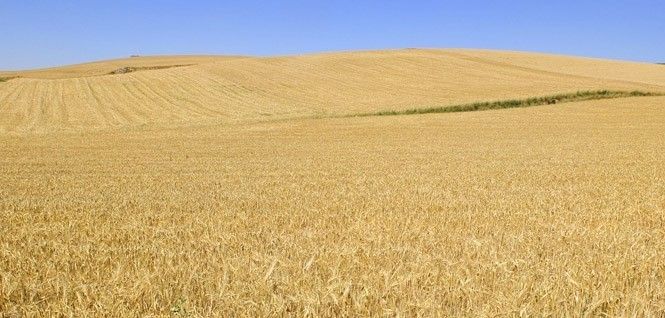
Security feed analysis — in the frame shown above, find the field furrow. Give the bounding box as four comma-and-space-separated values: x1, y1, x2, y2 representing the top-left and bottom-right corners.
117, 78, 171, 122
56, 81, 70, 129
442, 51, 664, 91
0, 82, 28, 132
0, 81, 23, 114
126, 73, 193, 121
156, 70, 227, 118
89, 78, 140, 126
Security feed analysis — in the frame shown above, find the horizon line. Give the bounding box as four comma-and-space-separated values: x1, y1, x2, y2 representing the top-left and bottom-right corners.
1, 47, 662, 72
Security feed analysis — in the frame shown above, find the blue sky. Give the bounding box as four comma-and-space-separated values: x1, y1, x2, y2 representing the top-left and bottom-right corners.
1, 0, 663, 70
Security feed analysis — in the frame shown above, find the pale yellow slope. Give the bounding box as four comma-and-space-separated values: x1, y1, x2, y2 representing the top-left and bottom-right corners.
0, 55, 246, 79
450, 49, 665, 87
1, 49, 664, 134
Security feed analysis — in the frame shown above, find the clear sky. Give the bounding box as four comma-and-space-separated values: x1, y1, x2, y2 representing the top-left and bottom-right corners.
1, 0, 663, 70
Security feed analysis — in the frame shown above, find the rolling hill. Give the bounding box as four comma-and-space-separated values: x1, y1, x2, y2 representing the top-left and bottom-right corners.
1, 49, 664, 134
3, 49, 665, 316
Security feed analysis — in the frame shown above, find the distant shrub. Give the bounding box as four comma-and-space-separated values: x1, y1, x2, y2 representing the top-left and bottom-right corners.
107, 64, 192, 75
349, 90, 663, 118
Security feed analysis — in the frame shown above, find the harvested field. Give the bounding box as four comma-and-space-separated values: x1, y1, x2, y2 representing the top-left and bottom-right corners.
1, 49, 664, 134
0, 55, 244, 79
1, 50, 665, 316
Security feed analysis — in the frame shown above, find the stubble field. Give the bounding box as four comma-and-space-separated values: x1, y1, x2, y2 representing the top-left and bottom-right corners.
1, 50, 665, 316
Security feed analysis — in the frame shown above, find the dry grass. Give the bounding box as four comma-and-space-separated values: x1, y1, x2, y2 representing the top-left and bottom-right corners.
348, 90, 662, 117
107, 64, 194, 75
1, 50, 665, 316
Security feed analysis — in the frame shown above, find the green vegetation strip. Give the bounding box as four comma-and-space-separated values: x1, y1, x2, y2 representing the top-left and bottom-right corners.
347, 90, 663, 118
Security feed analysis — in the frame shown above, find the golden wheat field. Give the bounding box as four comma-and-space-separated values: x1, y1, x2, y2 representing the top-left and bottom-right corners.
1, 49, 665, 317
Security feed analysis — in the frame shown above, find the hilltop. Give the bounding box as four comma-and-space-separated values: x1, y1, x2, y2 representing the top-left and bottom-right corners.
0, 55, 245, 79
1, 49, 664, 134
